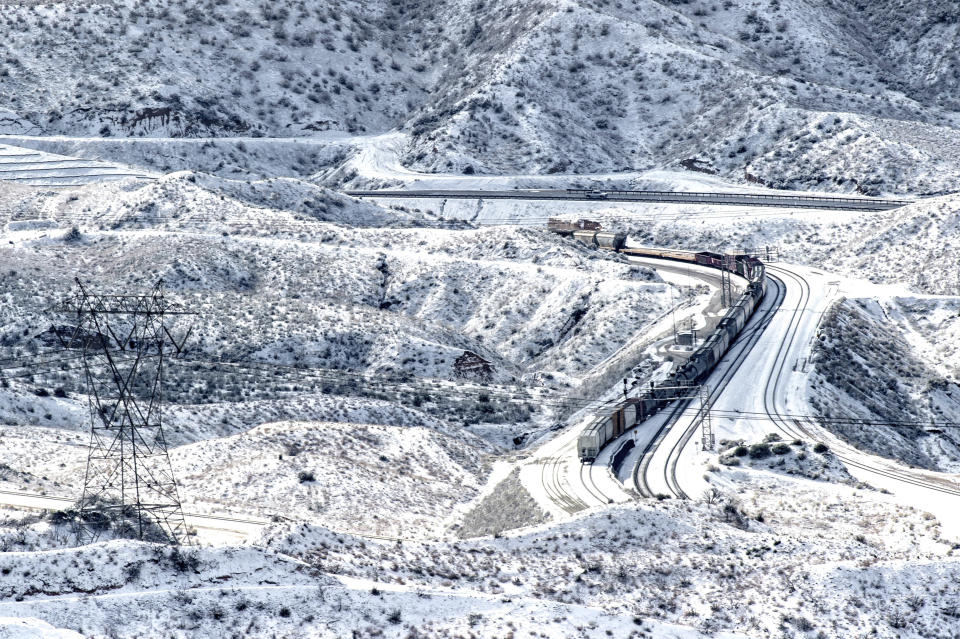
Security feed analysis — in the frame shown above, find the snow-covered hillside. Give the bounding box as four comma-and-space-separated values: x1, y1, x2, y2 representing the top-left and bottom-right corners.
4, 1, 960, 637
0, 175, 688, 540
2, 0, 960, 193
0, 142, 151, 186
3, 453, 956, 638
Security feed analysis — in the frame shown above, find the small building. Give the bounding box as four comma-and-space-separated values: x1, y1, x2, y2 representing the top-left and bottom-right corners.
676, 331, 695, 346
454, 350, 493, 381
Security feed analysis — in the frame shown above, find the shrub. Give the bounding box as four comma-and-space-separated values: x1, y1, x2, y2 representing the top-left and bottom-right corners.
168, 548, 200, 573
124, 561, 143, 581
771, 442, 790, 455
813, 442, 829, 454
722, 502, 748, 528
279, 606, 291, 618
733, 445, 749, 457
763, 432, 782, 443
748, 443, 771, 459
387, 609, 402, 624
887, 611, 907, 629
297, 470, 315, 483
795, 617, 814, 631
48, 509, 76, 525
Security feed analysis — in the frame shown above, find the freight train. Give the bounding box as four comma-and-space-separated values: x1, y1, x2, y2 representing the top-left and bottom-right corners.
546, 220, 767, 462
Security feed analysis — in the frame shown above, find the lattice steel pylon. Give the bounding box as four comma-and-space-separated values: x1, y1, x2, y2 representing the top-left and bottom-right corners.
50, 279, 194, 545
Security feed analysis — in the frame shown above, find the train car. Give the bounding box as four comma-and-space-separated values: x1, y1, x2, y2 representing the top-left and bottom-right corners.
710, 331, 729, 362
695, 251, 723, 268
620, 246, 697, 262
641, 396, 660, 419
573, 230, 598, 247
577, 427, 601, 462
608, 410, 624, 439
548, 218, 603, 234
676, 360, 702, 384
595, 231, 626, 251
623, 400, 638, 428
578, 415, 614, 462
716, 316, 737, 343
725, 303, 747, 333
733, 255, 764, 281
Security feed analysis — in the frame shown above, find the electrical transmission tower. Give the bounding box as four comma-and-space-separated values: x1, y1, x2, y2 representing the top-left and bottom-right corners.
50, 279, 194, 545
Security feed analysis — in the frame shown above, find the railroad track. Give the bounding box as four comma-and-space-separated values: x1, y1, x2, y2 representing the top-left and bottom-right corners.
345, 189, 909, 212
0, 487, 435, 543
762, 266, 960, 498
580, 463, 612, 506
541, 444, 624, 513
640, 265, 960, 503
634, 276, 786, 498
538, 453, 589, 514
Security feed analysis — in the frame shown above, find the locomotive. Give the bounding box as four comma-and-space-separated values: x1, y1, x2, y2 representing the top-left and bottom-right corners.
546, 222, 767, 462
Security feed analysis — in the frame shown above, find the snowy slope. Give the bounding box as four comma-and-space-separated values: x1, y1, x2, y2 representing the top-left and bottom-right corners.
0, 142, 151, 186
2, 0, 960, 192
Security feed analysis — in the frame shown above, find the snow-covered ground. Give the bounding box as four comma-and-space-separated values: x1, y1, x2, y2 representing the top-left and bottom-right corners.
0, 146, 958, 637
2, 0, 960, 636
0, 142, 152, 186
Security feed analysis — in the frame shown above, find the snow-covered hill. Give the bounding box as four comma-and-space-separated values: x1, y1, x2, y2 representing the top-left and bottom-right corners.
3, 1, 960, 637
0, 142, 151, 186
2, 0, 960, 193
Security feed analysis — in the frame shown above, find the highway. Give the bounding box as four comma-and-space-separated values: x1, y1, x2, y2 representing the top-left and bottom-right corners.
346, 188, 910, 211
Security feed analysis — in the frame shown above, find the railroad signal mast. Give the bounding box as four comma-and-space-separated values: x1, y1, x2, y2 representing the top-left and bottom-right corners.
50, 279, 194, 545
637, 381, 714, 451
720, 253, 737, 308
740, 246, 780, 263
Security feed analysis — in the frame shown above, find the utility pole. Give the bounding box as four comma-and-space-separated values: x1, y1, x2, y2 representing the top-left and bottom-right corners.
50, 279, 194, 545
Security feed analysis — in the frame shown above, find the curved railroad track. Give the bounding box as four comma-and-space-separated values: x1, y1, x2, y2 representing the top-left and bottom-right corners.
635, 275, 786, 498
762, 266, 960, 498
581, 462, 613, 505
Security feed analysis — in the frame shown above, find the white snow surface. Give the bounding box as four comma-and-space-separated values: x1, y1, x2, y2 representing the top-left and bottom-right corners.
0, 142, 152, 187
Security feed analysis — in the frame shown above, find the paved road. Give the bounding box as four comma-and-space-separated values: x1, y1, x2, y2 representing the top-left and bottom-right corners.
345, 188, 910, 211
